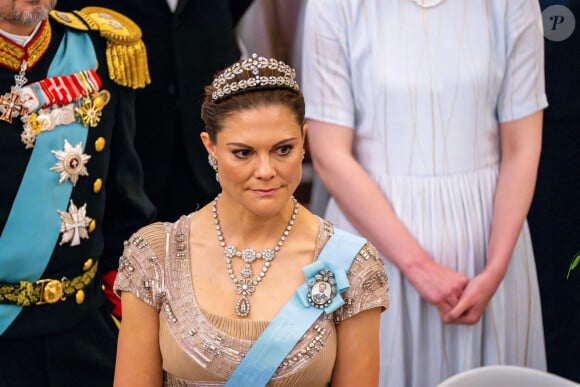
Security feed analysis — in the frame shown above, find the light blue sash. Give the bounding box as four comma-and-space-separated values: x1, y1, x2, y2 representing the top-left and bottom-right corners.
225, 228, 366, 386
0, 30, 96, 334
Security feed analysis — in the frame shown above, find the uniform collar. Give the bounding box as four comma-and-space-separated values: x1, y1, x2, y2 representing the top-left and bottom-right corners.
0, 19, 52, 71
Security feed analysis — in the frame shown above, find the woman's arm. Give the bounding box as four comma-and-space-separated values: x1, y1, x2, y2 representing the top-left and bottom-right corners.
444, 110, 543, 324
308, 120, 468, 314
113, 292, 163, 386
331, 308, 381, 386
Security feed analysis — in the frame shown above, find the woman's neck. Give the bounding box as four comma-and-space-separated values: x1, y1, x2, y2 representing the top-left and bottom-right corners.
212, 194, 298, 249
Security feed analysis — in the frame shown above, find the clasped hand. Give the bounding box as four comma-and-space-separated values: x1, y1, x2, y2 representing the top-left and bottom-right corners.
406, 258, 500, 325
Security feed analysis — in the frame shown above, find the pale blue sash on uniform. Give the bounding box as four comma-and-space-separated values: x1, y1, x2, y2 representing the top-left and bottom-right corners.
0, 30, 96, 334
225, 228, 366, 386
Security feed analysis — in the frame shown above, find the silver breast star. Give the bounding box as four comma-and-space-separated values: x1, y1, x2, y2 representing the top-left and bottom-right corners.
50, 139, 91, 186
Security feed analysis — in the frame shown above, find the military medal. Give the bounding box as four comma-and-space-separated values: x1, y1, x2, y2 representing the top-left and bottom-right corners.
0, 16, 109, 148
21, 104, 76, 149
57, 200, 93, 247
74, 90, 111, 127
16, 69, 109, 148
0, 19, 51, 124
50, 139, 91, 186
0, 61, 28, 123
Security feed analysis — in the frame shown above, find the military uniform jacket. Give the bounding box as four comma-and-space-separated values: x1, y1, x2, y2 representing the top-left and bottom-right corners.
0, 10, 155, 338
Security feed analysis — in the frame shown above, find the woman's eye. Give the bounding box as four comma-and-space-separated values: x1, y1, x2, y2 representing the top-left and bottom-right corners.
233, 149, 251, 158
277, 145, 293, 156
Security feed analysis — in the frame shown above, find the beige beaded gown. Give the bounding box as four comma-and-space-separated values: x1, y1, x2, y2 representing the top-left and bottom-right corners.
114, 216, 389, 386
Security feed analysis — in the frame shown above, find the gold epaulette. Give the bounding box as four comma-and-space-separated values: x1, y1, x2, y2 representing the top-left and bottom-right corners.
49, 7, 150, 89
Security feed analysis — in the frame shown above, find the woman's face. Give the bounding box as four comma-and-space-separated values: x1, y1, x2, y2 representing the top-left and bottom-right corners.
201, 103, 305, 218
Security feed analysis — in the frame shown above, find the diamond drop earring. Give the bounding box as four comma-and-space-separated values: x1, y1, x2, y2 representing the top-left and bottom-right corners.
208, 154, 219, 182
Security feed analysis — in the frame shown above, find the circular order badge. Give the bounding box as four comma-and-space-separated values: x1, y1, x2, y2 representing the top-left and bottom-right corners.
543, 5, 576, 42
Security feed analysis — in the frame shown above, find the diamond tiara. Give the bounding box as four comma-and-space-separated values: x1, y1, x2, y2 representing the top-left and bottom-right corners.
211, 53, 300, 102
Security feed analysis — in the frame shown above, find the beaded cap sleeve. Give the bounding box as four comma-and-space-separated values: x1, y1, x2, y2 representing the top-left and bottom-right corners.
114, 222, 167, 309
332, 241, 389, 323
114, 216, 389, 386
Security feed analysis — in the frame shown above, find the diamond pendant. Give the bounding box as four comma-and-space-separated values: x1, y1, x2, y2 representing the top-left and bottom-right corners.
241, 264, 253, 278
235, 295, 251, 317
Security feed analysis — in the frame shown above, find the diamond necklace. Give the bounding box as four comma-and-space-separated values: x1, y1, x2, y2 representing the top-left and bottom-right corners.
212, 194, 299, 318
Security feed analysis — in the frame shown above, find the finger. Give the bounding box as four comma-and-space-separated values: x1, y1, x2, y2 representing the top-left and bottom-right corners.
447, 309, 482, 325
453, 278, 469, 298
445, 293, 459, 307
438, 307, 449, 321
443, 299, 468, 323
437, 301, 454, 320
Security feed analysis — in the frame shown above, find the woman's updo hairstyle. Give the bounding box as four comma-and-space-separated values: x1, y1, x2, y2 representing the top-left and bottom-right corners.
201, 54, 305, 142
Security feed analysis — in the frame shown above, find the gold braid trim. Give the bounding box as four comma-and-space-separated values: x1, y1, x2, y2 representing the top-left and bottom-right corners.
0, 20, 52, 71
50, 7, 150, 89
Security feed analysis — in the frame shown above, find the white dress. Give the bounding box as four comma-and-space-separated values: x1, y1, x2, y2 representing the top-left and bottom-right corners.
301, 1, 547, 386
